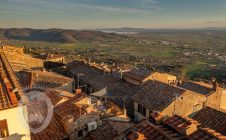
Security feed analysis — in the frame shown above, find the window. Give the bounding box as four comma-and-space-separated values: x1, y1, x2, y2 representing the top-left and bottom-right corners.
78, 130, 83, 137
138, 104, 146, 116
0, 120, 9, 138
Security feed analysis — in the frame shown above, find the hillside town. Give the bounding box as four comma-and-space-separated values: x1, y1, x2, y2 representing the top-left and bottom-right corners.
0, 45, 226, 140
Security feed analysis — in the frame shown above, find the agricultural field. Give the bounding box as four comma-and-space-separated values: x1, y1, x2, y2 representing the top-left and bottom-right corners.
2, 29, 226, 83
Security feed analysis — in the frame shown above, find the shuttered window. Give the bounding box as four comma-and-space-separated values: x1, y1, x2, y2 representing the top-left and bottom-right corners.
138, 104, 146, 116
0, 119, 9, 138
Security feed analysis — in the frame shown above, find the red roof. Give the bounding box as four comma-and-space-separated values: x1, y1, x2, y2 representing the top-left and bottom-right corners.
188, 128, 226, 140
192, 106, 226, 135
31, 113, 68, 140
127, 115, 226, 140
163, 115, 199, 135
0, 51, 23, 110
54, 93, 88, 121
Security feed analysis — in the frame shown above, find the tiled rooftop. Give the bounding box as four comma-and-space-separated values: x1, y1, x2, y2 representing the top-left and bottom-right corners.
179, 81, 214, 95
16, 70, 73, 89
192, 106, 226, 135
123, 68, 153, 82
127, 115, 226, 140
107, 120, 134, 135
30, 93, 87, 140
87, 120, 133, 140
132, 80, 186, 111
45, 89, 74, 107
163, 114, 199, 136
87, 121, 117, 140
130, 120, 178, 140
66, 61, 141, 116
188, 128, 226, 140
0, 51, 24, 110
54, 93, 88, 121
31, 113, 68, 140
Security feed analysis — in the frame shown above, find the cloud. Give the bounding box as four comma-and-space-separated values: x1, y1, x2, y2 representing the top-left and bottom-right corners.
2, 0, 162, 15
69, 4, 151, 14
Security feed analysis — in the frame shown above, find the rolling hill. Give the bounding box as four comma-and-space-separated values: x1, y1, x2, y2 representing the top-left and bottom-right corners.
0, 28, 126, 43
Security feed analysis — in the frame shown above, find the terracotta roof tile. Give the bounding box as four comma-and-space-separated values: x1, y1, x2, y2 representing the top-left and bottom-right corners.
130, 120, 179, 140
192, 106, 226, 135
179, 81, 214, 95
107, 121, 134, 135
31, 113, 68, 140
123, 69, 153, 82
88, 120, 133, 140
163, 115, 199, 136
132, 81, 186, 111
45, 89, 74, 107
66, 61, 141, 116
16, 70, 73, 89
128, 115, 226, 140
188, 128, 226, 140
54, 93, 87, 121
88, 121, 117, 140
0, 51, 23, 110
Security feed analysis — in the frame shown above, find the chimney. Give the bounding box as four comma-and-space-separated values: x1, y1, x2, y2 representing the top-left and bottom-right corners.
75, 88, 82, 94
124, 109, 127, 118
177, 80, 182, 86
164, 115, 199, 136
150, 111, 164, 124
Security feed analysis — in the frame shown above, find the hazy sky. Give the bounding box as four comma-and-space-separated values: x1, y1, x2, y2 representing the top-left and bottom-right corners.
0, 0, 226, 29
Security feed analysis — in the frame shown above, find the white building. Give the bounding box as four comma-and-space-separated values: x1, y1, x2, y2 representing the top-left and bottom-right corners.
0, 51, 31, 140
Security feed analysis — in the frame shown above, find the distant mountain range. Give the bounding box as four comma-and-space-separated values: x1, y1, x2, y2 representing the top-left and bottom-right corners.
0, 28, 126, 43
0, 27, 225, 43
97, 27, 226, 33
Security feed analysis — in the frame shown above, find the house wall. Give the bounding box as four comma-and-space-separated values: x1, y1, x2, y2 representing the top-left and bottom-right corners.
220, 90, 226, 110
134, 111, 147, 122
124, 72, 177, 85
2, 46, 24, 55
150, 72, 177, 84
47, 57, 64, 63
134, 91, 207, 120
163, 91, 207, 117
68, 114, 101, 140
134, 102, 150, 121
0, 106, 31, 140
207, 91, 221, 110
